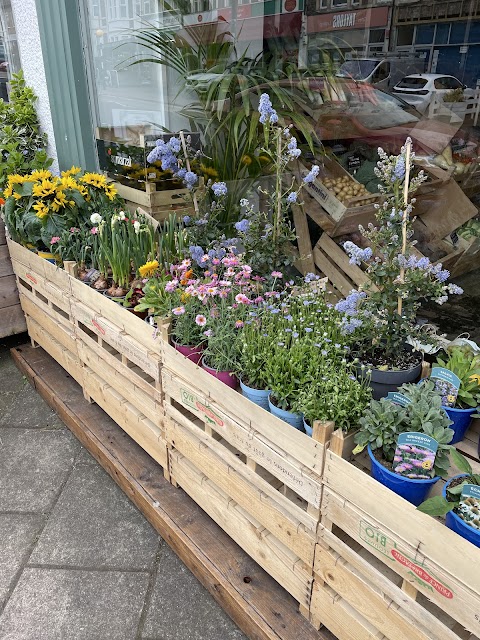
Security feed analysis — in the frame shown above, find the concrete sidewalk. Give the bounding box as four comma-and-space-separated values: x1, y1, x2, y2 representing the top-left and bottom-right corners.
0, 335, 246, 640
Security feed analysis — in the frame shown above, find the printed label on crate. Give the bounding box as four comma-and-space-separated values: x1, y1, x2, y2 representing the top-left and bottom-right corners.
180, 387, 224, 427
393, 432, 438, 478
457, 484, 480, 531
431, 366, 461, 407
347, 154, 361, 172
386, 392, 412, 407
359, 520, 455, 599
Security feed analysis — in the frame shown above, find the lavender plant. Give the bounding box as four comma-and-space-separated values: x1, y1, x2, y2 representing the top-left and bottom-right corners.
335, 139, 463, 369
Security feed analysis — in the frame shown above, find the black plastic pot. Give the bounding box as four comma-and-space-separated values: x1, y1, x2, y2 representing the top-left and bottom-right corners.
357, 359, 422, 401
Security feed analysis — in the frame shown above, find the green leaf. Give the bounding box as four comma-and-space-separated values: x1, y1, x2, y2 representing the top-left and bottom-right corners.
449, 448, 473, 474
417, 495, 453, 516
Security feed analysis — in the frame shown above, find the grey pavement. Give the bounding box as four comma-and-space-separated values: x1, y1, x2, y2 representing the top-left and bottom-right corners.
0, 335, 247, 640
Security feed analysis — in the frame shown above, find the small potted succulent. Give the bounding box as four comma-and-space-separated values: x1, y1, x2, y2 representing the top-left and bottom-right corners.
335, 140, 463, 399
418, 460, 480, 548
432, 344, 480, 444
353, 380, 469, 505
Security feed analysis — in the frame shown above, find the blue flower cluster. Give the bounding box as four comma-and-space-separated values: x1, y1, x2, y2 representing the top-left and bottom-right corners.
146, 136, 199, 191
287, 192, 298, 204
287, 137, 301, 160
335, 290, 366, 317
303, 165, 320, 184
235, 219, 250, 233
211, 181, 228, 197
393, 156, 406, 181
343, 241, 372, 266
396, 254, 450, 282
258, 93, 278, 124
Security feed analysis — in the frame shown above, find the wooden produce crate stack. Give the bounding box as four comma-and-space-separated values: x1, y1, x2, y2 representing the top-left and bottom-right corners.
114, 180, 191, 222
0, 221, 26, 337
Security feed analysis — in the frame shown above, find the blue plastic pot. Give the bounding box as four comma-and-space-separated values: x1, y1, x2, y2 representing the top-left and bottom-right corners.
443, 475, 480, 548
444, 406, 477, 444
367, 445, 440, 506
268, 394, 303, 430
240, 380, 271, 412
303, 417, 313, 437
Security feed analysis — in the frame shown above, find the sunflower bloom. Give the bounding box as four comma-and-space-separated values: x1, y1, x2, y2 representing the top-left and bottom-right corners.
60, 175, 78, 190
61, 166, 82, 177
104, 184, 117, 200
33, 202, 50, 218
32, 179, 57, 198
139, 260, 159, 278
80, 172, 107, 188
30, 169, 53, 182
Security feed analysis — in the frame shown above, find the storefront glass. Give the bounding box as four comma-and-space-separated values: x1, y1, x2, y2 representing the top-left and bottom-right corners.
0, 0, 19, 101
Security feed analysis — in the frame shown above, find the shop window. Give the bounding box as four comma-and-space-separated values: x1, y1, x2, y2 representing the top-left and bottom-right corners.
468, 21, 480, 43
435, 23, 450, 45
332, 0, 348, 6
369, 29, 385, 44
450, 21, 467, 44
396, 25, 414, 47
415, 24, 434, 45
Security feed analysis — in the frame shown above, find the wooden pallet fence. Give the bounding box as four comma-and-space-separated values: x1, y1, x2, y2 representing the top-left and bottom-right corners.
309, 447, 480, 640
0, 222, 26, 337
161, 339, 337, 611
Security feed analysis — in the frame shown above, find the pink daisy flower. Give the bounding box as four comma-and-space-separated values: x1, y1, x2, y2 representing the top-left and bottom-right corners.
172, 306, 185, 316
195, 314, 207, 326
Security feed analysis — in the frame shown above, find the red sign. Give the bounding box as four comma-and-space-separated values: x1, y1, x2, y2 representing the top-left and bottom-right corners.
237, 11, 302, 41
391, 549, 454, 599
307, 6, 389, 34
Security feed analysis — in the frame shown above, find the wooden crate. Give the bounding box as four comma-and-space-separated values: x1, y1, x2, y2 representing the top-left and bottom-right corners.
309, 441, 480, 640
114, 180, 192, 222
0, 224, 26, 337
161, 339, 335, 610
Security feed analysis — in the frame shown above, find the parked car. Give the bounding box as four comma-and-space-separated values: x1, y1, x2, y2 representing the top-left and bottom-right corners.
337, 56, 426, 91
392, 74, 474, 114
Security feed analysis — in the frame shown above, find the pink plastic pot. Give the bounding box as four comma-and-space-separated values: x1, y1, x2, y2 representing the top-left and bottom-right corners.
201, 359, 238, 389
172, 340, 204, 364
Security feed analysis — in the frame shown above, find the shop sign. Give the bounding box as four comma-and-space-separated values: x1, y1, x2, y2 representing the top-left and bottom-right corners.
307, 6, 389, 34
96, 139, 145, 183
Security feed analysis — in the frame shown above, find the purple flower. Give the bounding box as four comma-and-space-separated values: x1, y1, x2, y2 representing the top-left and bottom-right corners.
448, 283, 463, 295
303, 165, 320, 183
184, 171, 198, 189
189, 245, 204, 264
343, 241, 372, 266
258, 93, 278, 124
169, 137, 181, 153
235, 219, 250, 233
211, 181, 228, 197
287, 192, 298, 204
436, 269, 450, 283
394, 156, 406, 180
182, 215, 191, 224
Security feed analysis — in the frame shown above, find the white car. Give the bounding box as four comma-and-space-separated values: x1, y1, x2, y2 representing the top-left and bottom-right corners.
392, 74, 473, 114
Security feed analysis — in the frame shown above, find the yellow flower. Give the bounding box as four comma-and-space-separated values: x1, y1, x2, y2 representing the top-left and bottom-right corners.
447, 394, 456, 403
61, 166, 82, 178
80, 172, 107, 188
51, 190, 68, 211
12, 192, 22, 200
33, 202, 50, 218
30, 169, 52, 182
104, 184, 117, 201
7, 174, 30, 185
200, 164, 219, 179
139, 260, 159, 278
60, 175, 78, 190
32, 179, 57, 198
3, 185, 13, 198
422, 460, 432, 470
470, 374, 480, 385
241, 155, 253, 166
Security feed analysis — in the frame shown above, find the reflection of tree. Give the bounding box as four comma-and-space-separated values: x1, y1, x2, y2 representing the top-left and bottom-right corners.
127, 6, 321, 222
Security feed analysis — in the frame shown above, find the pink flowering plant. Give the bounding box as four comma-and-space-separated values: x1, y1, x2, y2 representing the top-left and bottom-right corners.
50, 226, 93, 265
353, 380, 470, 477
335, 139, 463, 369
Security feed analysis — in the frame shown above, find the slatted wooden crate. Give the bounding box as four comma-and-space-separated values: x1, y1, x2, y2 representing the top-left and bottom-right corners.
0, 222, 26, 337
161, 338, 334, 612
309, 441, 480, 640
114, 181, 192, 222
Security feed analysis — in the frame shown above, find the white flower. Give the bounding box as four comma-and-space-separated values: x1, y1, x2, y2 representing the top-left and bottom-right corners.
119, 210, 126, 220
133, 220, 141, 234
90, 213, 102, 224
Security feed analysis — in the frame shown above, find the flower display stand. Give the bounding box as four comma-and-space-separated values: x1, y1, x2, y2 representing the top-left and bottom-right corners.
0, 221, 26, 337
7, 236, 480, 640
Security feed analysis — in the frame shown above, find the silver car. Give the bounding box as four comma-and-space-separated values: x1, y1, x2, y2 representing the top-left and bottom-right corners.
392, 74, 473, 114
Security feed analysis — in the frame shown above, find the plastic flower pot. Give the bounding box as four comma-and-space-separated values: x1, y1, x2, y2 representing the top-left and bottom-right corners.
303, 417, 313, 437
239, 380, 270, 411
37, 250, 59, 264
201, 358, 238, 389
444, 406, 477, 445
443, 475, 480, 548
362, 360, 423, 401
267, 393, 303, 430
367, 445, 440, 506
172, 340, 204, 365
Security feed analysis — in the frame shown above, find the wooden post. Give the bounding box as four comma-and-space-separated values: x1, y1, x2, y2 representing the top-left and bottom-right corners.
397, 140, 412, 317
63, 261, 78, 278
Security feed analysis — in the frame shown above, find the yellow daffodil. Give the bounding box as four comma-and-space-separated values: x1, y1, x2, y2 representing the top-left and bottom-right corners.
32, 179, 57, 198
30, 169, 53, 182
33, 202, 50, 218
139, 260, 159, 278
61, 166, 82, 178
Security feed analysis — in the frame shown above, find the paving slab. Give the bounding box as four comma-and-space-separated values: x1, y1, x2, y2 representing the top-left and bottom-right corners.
0, 352, 29, 394
30, 462, 160, 570
0, 428, 80, 512
142, 545, 247, 640
0, 514, 44, 608
0, 382, 65, 429
0, 568, 149, 640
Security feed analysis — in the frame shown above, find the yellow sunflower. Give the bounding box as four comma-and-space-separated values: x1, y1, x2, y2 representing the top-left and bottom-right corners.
30, 169, 53, 182
3, 185, 13, 198
104, 184, 117, 201
139, 260, 159, 278
80, 172, 107, 188
61, 166, 82, 178
7, 174, 30, 185
33, 202, 50, 219
51, 190, 69, 212
32, 179, 57, 198
60, 175, 78, 190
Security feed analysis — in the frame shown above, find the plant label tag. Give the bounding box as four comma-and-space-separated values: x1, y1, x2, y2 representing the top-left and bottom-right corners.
393, 432, 438, 479
347, 155, 361, 173
84, 268, 100, 283
387, 392, 411, 407
431, 367, 461, 407
458, 484, 480, 530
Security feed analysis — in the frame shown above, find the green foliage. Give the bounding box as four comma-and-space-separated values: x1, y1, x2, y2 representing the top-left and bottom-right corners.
0, 71, 52, 193
157, 213, 187, 269
354, 380, 470, 477
417, 470, 480, 517
435, 345, 480, 408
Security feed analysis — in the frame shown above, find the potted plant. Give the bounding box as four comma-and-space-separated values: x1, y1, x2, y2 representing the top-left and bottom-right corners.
293, 366, 371, 437
432, 344, 480, 444
353, 380, 469, 505
335, 140, 464, 399
418, 463, 480, 548
236, 309, 272, 410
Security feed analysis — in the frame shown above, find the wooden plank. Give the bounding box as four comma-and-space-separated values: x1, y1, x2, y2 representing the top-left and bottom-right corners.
170, 450, 313, 608
0, 274, 20, 308
15, 262, 72, 314
0, 304, 26, 338
317, 235, 374, 290
20, 294, 77, 355
0, 244, 14, 277
11, 344, 332, 640
313, 244, 354, 298
163, 371, 323, 506
292, 204, 316, 276
166, 412, 317, 563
